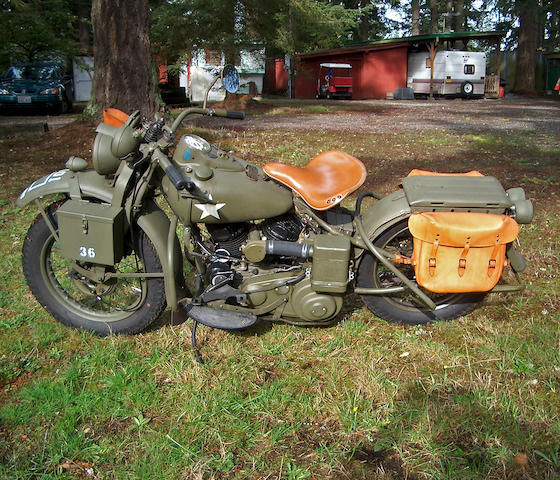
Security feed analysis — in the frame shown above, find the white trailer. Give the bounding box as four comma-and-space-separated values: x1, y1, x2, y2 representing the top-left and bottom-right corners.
407, 50, 486, 97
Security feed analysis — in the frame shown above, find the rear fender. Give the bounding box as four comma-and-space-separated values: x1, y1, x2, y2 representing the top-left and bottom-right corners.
16, 169, 113, 206
135, 201, 187, 310
357, 189, 411, 255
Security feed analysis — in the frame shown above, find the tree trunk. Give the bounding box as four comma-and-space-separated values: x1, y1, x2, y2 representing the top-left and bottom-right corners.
91, 0, 160, 119
411, 0, 420, 36
359, 13, 370, 41
430, 0, 439, 34
536, 0, 544, 51
77, 1, 90, 52
513, 0, 538, 94
455, 0, 465, 31
444, 0, 453, 32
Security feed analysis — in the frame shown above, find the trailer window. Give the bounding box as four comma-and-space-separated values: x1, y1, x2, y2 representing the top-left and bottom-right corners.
464, 64, 475, 75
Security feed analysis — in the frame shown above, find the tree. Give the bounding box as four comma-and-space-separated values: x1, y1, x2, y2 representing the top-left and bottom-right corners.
411, 0, 420, 35
90, 0, 160, 118
430, 0, 439, 33
512, 0, 538, 93
153, 0, 359, 64
0, 0, 79, 68
340, 1, 390, 42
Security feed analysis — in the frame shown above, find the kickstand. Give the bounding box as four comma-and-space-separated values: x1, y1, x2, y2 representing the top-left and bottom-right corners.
183, 302, 204, 364
191, 319, 204, 364
190, 273, 206, 364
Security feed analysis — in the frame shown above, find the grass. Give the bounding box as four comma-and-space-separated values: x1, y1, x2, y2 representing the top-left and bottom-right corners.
0, 101, 559, 479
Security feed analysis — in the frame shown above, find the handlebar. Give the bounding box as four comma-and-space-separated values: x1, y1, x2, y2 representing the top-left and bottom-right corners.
169, 107, 244, 134
152, 149, 194, 191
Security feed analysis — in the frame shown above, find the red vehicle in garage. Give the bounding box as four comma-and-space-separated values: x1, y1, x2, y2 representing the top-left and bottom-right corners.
316, 63, 353, 99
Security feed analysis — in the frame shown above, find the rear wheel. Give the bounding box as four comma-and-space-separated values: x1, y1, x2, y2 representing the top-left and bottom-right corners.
357, 219, 484, 325
22, 202, 167, 335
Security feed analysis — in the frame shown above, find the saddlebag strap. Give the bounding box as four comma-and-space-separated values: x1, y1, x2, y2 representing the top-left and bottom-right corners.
429, 234, 440, 276
488, 237, 501, 277
458, 237, 471, 277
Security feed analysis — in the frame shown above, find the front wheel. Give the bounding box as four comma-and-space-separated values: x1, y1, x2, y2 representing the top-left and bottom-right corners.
22, 202, 167, 335
357, 219, 485, 325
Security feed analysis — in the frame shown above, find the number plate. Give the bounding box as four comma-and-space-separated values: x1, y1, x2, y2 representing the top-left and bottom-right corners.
17, 96, 32, 104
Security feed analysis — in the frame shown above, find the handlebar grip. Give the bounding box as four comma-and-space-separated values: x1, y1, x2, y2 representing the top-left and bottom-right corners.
165, 165, 194, 191
226, 110, 245, 120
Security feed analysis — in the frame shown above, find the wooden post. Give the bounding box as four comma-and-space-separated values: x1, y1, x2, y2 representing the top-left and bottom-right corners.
496, 38, 502, 81
428, 42, 438, 99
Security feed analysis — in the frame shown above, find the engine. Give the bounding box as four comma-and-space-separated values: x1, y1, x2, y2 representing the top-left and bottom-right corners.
261, 214, 303, 242
206, 214, 304, 258
202, 213, 345, 325
204, 214, 303, 285
206, 223, 249, 258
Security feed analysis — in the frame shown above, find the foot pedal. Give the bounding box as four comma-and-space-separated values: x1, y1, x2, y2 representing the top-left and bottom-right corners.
183, 305, 258, 331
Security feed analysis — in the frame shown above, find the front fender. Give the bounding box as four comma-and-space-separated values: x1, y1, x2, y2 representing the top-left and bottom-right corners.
16, 169, 72, 207
16, 169, 114, 207
136, 200, 187, 311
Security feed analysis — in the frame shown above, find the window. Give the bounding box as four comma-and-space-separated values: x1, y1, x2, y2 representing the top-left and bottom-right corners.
464, 64, 475, 75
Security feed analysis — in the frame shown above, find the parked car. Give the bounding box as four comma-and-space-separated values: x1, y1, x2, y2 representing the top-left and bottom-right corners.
0, 62, 73, 114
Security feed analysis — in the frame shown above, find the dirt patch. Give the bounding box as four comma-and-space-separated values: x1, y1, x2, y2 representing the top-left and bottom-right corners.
346, 445, 418, 480
0, 120, 96, 198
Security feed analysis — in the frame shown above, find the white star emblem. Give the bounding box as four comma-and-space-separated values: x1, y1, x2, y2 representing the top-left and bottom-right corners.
194, 202, 226, 219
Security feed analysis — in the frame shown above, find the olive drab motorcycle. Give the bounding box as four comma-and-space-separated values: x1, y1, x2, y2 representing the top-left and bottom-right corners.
17, 66, 534, 360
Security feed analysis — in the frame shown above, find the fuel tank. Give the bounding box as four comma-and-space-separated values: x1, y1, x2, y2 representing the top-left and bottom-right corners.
161, 135, 293, 223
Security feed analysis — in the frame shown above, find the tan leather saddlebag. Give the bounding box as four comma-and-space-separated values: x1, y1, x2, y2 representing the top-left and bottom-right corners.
407, 212, 519, 293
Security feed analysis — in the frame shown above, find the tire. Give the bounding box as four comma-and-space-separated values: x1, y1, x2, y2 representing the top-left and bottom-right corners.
357, 219, 484, 325
22, 202, 167, 336
461, 81, 474, 97
56, 96, 69, 115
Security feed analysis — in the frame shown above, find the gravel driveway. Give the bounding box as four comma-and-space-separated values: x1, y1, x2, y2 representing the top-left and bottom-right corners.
0, 112, 78, 138
196, 95, 560, 136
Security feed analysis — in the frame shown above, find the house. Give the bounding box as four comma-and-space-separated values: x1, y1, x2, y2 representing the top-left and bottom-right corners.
181, 48, 265, 103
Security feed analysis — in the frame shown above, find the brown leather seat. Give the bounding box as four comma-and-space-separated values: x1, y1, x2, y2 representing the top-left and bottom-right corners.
263, 150, 367, 211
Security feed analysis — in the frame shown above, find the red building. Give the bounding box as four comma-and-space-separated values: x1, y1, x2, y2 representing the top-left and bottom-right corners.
296, 42, 409, 100
265, 32, 505, 100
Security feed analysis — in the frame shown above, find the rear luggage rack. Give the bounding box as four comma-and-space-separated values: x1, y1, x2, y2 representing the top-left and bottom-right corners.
402, 176, 512, 213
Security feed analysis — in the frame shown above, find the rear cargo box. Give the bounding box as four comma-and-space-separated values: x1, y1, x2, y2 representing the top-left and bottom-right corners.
402, 176, 512, 213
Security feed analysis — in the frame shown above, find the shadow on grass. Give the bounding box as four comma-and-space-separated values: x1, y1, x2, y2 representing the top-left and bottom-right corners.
343, 381, 559, 479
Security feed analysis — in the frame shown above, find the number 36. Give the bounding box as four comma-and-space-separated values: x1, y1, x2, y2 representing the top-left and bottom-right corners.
79, 247, 96, 258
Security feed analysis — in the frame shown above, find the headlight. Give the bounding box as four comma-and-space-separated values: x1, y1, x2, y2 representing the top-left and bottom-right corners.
40, 87, 59, 95
0, 89, 9, 95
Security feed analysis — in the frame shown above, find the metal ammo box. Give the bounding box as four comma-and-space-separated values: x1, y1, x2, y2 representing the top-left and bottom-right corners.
57, 200, 125, 266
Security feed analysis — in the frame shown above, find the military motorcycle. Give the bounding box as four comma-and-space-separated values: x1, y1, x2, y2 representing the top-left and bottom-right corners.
17, 66, 533, 359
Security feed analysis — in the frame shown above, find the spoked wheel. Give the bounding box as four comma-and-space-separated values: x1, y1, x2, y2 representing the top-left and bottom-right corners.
22, 202, 166, 335
357, 219, 485, 325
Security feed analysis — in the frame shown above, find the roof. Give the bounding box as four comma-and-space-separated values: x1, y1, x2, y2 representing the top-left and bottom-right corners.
320, 63, 352, 68
298, 31, 506, 60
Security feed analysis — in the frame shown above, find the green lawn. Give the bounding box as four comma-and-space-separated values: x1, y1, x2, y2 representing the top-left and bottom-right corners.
0, 104, 559, 479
